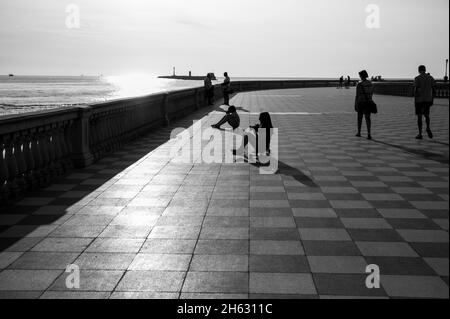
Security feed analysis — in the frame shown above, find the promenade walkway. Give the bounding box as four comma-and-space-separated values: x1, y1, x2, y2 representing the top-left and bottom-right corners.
0, 87, 448, 299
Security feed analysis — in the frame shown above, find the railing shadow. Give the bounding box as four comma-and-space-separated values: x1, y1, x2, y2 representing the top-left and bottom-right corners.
0, 98, 236, 252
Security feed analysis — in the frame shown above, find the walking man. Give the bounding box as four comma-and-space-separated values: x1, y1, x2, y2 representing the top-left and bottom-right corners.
414, 65, 436, 139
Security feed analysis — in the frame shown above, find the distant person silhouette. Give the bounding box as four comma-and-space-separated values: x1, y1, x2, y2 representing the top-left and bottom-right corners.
414, 65, 436, 139
204, 73, 214, 105
212, 105, 240, 130
222, 72, 231, 105
355, 70, 374, 140
339, 76, 344, 89
346, 76, 351, 88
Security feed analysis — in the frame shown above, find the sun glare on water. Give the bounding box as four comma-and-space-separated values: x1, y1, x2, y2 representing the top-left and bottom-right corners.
105, 73, 171, 99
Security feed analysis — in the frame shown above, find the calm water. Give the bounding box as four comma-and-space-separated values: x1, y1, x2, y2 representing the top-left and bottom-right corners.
0, 75, 213, 116
0, 75, 337, 116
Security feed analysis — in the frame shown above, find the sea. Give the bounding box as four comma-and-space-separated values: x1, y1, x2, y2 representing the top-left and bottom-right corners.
0, 74, 214, 116
0, 75, 340, 117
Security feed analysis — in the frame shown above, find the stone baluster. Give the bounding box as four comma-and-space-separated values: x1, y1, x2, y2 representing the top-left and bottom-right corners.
4, 134, 19, 197
13, 132, 27, 192
30, 130, 44, 187
23, 131, 37, 190
38, 128, 51, 184
58, 123, 71, 172
44, 127, 57, 179
0, 139, 10, 201
51, 124, 64, 176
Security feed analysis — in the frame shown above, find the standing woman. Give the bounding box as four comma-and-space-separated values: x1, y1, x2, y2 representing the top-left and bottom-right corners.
355, 70, 374, 140
222, 72, 231, 106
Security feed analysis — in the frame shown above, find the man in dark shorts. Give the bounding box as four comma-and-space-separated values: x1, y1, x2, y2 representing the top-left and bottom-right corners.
414, 65, 436, 139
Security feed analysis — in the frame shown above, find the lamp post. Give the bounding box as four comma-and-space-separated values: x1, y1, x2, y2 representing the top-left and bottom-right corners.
444, 59, 448, 83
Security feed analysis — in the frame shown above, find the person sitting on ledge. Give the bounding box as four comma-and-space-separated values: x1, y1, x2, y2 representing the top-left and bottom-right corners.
211, 105, 240, 130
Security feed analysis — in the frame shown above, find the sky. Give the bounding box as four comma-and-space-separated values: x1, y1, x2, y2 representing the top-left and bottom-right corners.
0, 0, 449, 78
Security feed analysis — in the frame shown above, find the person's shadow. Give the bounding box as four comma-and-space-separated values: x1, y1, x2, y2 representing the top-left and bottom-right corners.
373, 139, 449, 165
250, 160, 318, 188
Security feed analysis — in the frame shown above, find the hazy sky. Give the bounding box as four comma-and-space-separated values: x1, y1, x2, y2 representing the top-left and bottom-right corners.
0, 0, 448, 78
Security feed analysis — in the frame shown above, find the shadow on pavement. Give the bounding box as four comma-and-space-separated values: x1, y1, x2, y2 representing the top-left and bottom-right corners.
373, 139, 449, 165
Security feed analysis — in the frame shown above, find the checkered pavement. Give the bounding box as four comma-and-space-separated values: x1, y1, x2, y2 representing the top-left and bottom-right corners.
0, 87, 448, 299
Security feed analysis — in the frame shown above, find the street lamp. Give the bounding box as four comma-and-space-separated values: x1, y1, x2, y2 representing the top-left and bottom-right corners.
445, 59, 448, 83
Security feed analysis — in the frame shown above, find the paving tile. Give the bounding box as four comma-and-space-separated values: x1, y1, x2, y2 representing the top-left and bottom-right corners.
195, 240, 248, 255
356, 242, 418, 257
0, 225, 58, 238
250, 240, 304, 256
86, 238, 144, 253
292, 208, 337, 218
32, 238, 93, 252
334, 208, 381, 218
329, 201, 373, 209
129, 254, 191, 271
308, 256, 367, 274
249, 273, 316, 295
9, 252, 79, 270
411, 243, 449, 258
387, 218, 441, 230
183, 272, 248, 293
207, 207, 249, 217
397, 230, 449, 243
50, 225, 106, 238
348, 229, 404, 242
40, 291, 110, 299
141, 239, 196, 254
156, 216, 204, 227
250, 255, 309, 273
250, 217, 296, 228
295, 217, 344, 229
49, 270, 124, 292
64, 214, 115, 226
0, 291, 42, 299
313, 274, 386, 297
200, 227, 249, 240
366, 256, 437, 276
250, 228, 300, 241
299, 228, 351, 241
100, 225, 153, 238
250, 208, 292, 217
116, 271, 185, 292
424, 258, 449, 276
381, 275, 448, 298
0, 214, 27, 226
190, 255, 248, 272
0, 252, 24, 269
110, 292, 179, 299
340, 218, 392, 229
0, 270, 62, 291
180, 293, 248, 299
377, 209, 427, 219
302, 241, 361, 256
203, 217, 249, 228
74, 253, 135, 270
